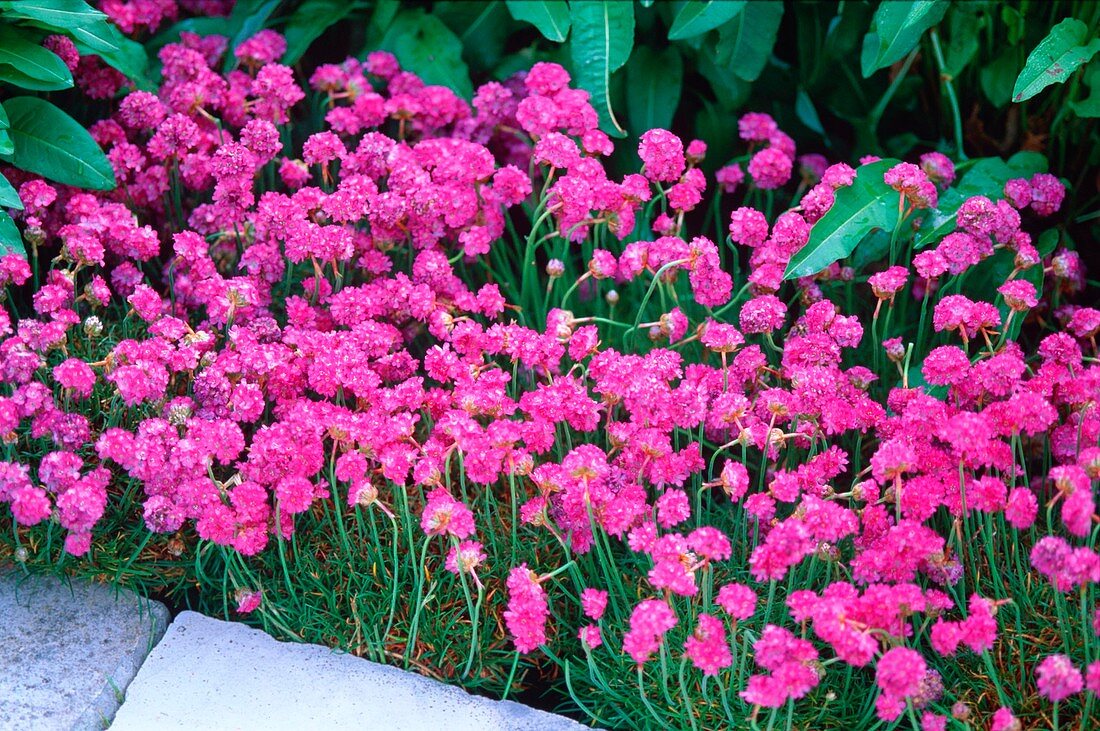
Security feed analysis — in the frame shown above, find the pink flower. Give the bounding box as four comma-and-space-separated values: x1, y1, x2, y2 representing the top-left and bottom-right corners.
504, 565, 549, 653
684, 614, 731, 676
638, 129, 685, 182
748, 147, 793, 190
1036, 654, 1083, 702
581, 588, 608, 620
716, 583, 757, 620
445, 540, 487, 576
876, 647, 926, 699
421, 488, 476, 539
622, 599, 677, 664
235, 589, 263, 614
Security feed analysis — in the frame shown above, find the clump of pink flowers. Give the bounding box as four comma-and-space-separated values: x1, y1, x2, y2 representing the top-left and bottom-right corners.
0, 16, 1096, 730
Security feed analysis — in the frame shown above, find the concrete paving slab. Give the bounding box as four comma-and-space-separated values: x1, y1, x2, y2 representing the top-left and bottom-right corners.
109, 610, 588, 731
0, 569, 169, 731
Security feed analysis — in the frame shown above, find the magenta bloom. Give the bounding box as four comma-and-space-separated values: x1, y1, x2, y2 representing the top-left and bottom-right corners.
504, 565, 549, 653
1036, 654, 1083, 702
421, 488, 476, 539
684, 614, 731, 676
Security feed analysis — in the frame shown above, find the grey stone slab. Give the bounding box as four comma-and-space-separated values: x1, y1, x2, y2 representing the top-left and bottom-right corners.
0, 568, 169, 731
110, 611, 588, 731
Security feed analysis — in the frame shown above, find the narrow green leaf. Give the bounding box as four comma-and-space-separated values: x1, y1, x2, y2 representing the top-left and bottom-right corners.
378, 10, 473, 99
784, 159, 901, 279
667, 1, 744, 41
282, 0, 355, 65
1012, 17, 1100, 103
505, 0, 570, 42
569, 0, 634, 137
0, 210, 24, 257
2, 96, 115, 190
626, 45, 682, 135
0, 25, 73, 90
0, 172, 22, 210
861, 0, 948, 78
714, 0, 783, 82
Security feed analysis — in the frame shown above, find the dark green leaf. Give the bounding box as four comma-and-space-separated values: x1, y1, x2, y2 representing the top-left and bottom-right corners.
1071, 59, 1100, 117
569, 0, 634, 137
1012, 17, 1100, 103
379, 10, 473, 99
980, 49, 1017, 107
1036, 228, 1060, 258
714, 0, 783, 82
667, 1, 744, 41
282, 0, 354, 64
861, 0, 948, 78
942, 6, 980, 77
0, 25, 73, 90
795, 88, 825, 136
436, 1, 511, 75
0, 210, 24, 257
626, 45, 681, 135
784, 159, 901, 279
505, 0, 570, 42
0, 172, 22, 210
697, 49, 751, 110
1, 96, 115, 190
0, 105, 11, 158
72, 25, 149, 86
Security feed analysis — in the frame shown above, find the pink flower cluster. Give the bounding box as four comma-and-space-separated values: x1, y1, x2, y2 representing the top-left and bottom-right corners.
0, 20, 1094, 728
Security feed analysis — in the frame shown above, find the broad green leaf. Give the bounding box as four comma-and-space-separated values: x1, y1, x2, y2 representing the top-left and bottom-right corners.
1036, 228, 1060, 258
0, 210, 23, 257
784, 159, 901, 279
569, 0, 634, 137
697, 49, 751, 110
714, 0, 783, 82
282, 0, 355, 64
0, 172, 22, 209
1012, 18, 1100, 103
379, 10, 473, 99
668, 1, 744, 41
505, 0, 570, 42
861, 0, 948, 78
943, 6, 980, 77
626, 45, 682, 135
73, 25, 150, 87
0, 25, 73, 90
980, 49, 1017, 107
435, 1, 511, 75
0, 0, 108, 30
2, 96, 115, 190
5, 0, 150, 85
1071, 59, 1100, 117
795, 88, 825, 136
914, 153, 1047, 248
